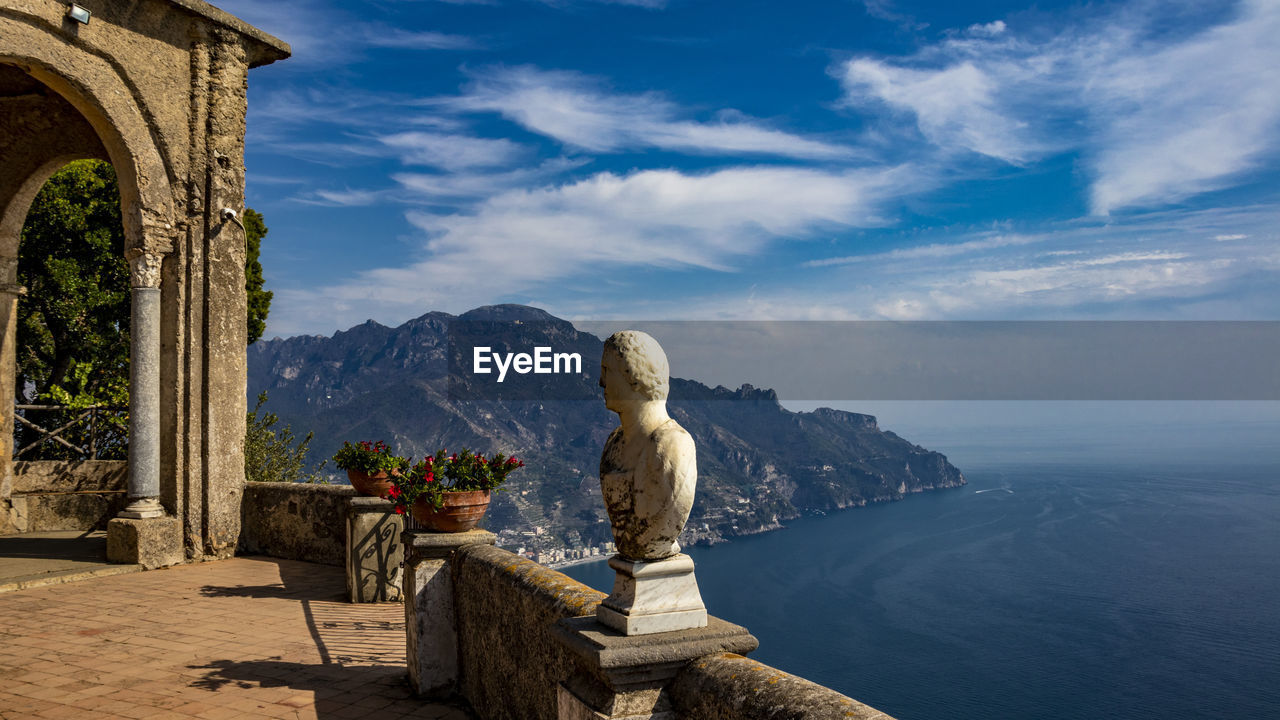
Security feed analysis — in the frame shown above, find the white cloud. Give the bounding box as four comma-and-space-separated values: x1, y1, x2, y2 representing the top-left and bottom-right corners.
293, 188, 386, 207
836, 0, 1280, 213
1084, 0, 1280, 213
360, 26, 479, 51
876, 256, 1236, 319
447, 66, 855, 160
609, 205, 1280, 323
210, 0, 480, 64
861, 0, 928, 31
378, 132, 526, 171
966, 20, 1006, 37
806, 233, 1043, 267
266, 164, 918, 333
840, 59, 1045, 164
391, 157, 588, 199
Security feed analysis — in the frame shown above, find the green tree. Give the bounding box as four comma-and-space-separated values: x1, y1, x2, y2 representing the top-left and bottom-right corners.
245, 392, 327, 483
16, 160, 130, 459
17, 159, 130, 406
243, 208, 272, 345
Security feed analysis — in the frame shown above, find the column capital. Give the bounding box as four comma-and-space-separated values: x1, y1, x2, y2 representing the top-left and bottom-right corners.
127, 251, 164, 289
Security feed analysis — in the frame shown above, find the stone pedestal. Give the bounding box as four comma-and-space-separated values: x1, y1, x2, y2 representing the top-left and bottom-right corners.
403, 528, 495, 697
554, 615, 758, 720
597, 554, 707, 636
346, 497, 403, 603
106, 516, 182, 569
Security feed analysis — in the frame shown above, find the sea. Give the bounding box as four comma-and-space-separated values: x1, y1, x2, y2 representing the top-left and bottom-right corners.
563, 413, 1280, 720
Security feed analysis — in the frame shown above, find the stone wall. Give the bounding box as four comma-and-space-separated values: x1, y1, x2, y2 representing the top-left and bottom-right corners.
451, 543, 607, 720
2, 461, 127, 534
239, 482, 353, 566
669, 653, 894, 720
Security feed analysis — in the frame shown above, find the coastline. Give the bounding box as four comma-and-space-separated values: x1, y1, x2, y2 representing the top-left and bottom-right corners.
546, 554, 609, 570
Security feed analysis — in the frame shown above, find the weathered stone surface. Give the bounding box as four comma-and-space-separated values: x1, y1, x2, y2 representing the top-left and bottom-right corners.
106, 516, 182, 569
554, 614, 757, 719
239, 482, 353, 566
3, 462, 129, 533
558, 585, 754, 719
0, 286, 18, 511
599, 331, 697, 562
452, 543, 606, 720
5, 492, 128, 533
669, 653, 898, 720
12, 461, 127, 494
346, 497, 403, 602
597, 553, 707, 636
122, 282, 161, 519
404, 529, 496, 697
0, 0, 288, 563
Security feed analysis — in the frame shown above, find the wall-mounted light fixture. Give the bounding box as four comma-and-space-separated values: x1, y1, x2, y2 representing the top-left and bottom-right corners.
67, 3, 91, 25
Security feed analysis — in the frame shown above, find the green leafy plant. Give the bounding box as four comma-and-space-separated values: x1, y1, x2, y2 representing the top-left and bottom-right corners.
245, 392, 327, 483
332, 440, 408, 476
388, 449, 524, 515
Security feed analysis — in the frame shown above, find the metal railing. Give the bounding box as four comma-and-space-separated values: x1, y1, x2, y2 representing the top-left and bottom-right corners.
13, 404, 128, 460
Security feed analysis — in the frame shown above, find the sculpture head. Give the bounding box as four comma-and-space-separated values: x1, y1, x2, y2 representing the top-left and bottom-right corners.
600, 331, 669, 413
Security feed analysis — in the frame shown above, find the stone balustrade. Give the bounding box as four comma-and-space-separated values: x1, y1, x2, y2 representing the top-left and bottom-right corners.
406, 536, 897, 720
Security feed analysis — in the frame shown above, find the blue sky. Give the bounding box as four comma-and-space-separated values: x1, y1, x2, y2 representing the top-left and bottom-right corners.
213, 0, 1280, 338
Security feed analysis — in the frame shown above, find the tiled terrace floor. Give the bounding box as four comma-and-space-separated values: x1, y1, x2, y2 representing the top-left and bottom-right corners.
0, 556, 471, 719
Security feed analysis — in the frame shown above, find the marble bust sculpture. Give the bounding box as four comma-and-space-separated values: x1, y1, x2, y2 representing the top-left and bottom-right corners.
598, 331, 697, 560
597, 331, 707, 634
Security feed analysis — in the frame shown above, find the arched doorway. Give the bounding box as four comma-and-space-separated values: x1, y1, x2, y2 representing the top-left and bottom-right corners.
0, 58, 168, 573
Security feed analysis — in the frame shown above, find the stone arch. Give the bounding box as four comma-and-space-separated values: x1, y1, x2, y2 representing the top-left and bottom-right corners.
0, 29, 178, 257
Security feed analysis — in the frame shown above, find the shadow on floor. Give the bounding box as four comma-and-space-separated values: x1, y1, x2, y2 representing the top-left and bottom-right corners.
0, 529, 105, 559
0, 530, 112, 582
199, 556, 346, 602
188, 658, 473, 718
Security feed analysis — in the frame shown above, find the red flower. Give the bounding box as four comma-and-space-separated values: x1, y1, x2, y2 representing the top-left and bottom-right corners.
425, 472, 435, 483
395, 506, 405, 515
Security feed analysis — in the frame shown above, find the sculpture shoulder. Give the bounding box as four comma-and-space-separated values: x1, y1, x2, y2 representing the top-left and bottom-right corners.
650, 420, 695, 461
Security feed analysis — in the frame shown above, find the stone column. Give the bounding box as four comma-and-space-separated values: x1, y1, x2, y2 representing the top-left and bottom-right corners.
402, 528, 496, 697
0, 267, 25, 534
107, 250, 181, 568
119, 251, 163, 519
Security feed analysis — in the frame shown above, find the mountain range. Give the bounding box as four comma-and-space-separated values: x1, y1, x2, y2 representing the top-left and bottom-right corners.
247, 305, 965, 548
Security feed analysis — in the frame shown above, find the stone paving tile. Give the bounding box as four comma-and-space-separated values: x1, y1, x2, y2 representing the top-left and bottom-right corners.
0, 556, 473, 719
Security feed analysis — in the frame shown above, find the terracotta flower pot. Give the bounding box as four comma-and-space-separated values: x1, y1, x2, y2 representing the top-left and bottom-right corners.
347, 469, 394, 499
411, 490, 491, 532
